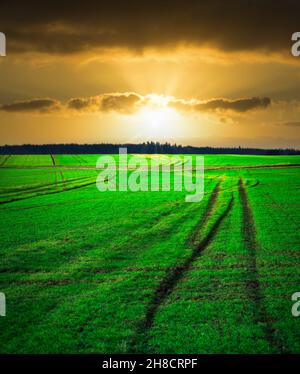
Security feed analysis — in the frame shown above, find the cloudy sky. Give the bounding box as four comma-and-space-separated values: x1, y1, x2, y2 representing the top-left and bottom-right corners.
0, 0, 300, 148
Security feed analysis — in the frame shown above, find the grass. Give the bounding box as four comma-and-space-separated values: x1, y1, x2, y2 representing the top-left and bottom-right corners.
0, 154, 299, 353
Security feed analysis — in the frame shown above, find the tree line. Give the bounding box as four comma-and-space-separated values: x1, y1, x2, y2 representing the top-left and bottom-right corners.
0, 142, 299, 155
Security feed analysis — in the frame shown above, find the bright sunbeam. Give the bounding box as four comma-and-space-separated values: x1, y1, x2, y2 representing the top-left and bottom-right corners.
138, 107, 174, 128
133, 94, 181, 138
135, 104, 181, 139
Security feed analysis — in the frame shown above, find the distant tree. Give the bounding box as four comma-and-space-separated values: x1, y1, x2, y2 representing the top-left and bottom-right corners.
0, 142, 299, 155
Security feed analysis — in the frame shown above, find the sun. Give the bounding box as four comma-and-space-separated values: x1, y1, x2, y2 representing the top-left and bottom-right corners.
138, 107, 173, 128
135, 105, 180, 138
134, 94, 179, 134
126, 94, 184, 141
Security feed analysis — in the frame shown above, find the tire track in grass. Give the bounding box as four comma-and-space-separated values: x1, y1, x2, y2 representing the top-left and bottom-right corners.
238, 178, 283, 353
0, 155, 11, 167
2, 163, 299, 171
50, 154, 56, 167
188, 182, 220, 245
50, 154, 60, 191
0, 175, 89, 196
0, 178, 96, 205
50, 154, 65, 190
130, 184, 233, 352
58, 167, 66, 191
0, 171, 109, 205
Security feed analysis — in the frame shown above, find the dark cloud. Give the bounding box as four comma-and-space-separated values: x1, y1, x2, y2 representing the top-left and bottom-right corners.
0, 0, 299, 55
100, 93, 143, 113
67, 97, 98, 111
279, 121, 300, 127
67, 93, 143, 113
1, 93, 271, 115
169, 97, 271, 113
0, 98, 60, 112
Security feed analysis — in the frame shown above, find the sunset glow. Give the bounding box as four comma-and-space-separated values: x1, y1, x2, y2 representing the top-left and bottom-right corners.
0, 1, 299, 148
136, 106, 181, 139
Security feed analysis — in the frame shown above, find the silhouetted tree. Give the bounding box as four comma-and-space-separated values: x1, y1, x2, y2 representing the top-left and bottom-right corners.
0, 142, 299, 155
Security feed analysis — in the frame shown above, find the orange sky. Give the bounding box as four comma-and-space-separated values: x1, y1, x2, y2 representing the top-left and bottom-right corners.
0, 1, 300, 148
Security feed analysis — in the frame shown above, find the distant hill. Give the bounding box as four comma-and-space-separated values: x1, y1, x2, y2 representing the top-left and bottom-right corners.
0, 142, 299, 155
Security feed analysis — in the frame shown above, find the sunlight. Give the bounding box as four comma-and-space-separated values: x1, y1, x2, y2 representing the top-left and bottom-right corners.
139, 107, 173, 128
135, 105, 181, 139
135, 94, 179, 133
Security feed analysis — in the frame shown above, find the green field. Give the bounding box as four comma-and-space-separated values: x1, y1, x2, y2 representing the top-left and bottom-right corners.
0, 154, 299, 353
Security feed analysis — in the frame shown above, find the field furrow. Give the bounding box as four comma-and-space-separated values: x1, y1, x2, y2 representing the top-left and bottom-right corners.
239, 178, 283, 353
130, 183, 233, 352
